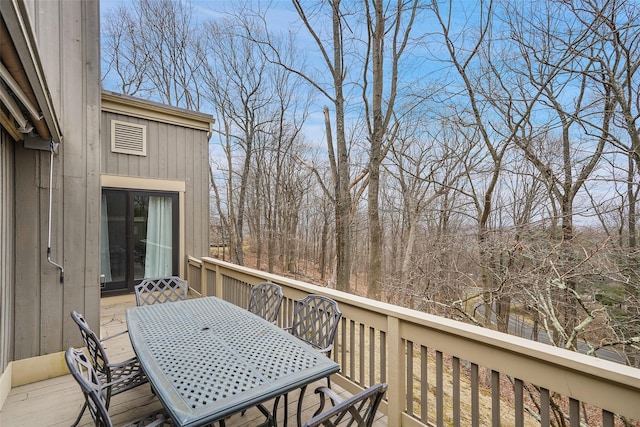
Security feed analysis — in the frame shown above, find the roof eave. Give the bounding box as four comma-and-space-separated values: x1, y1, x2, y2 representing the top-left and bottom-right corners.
0, 0, 62, 143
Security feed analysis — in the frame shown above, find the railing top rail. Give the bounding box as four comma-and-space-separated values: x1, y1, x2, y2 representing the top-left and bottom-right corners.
187, 255, 202, 266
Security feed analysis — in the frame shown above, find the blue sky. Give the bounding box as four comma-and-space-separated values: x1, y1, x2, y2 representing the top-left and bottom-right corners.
98, 0, 623, 227
100, 0, 332, 141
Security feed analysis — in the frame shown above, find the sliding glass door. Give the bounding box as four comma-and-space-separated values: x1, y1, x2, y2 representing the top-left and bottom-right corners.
101, 189, 178, 294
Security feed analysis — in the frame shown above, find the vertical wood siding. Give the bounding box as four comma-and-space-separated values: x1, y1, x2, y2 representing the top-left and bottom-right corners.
0, 130, 15, 372
101, 111, 210, 268
12, 0, 101, 359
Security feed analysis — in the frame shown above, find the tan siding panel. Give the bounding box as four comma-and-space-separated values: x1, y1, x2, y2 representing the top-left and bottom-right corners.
168, 124, 180, 179
184, 129, 195, 260
40, 151, 63, 354
76, 0, 103, 345
1, 130, 15, 371
41, 0, 80, 356
14, 147, 41, 359
100, 108, 211, 275
53, 0, 101, 353
193, 132, 209, 256
33, 0, 63, 114
12, 0, 102, 358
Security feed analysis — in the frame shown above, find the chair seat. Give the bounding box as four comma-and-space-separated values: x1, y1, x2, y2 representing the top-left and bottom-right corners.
122, 410, 174, 426
66, 347, 172, 427
287, 295, 342, 427
104, 356, 148, 395
70, 311, 149, 427
303, 383, 388, 427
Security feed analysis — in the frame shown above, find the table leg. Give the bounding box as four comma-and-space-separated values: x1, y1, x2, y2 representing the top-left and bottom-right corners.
270, 395, 281, 427
296, 385, 308, 427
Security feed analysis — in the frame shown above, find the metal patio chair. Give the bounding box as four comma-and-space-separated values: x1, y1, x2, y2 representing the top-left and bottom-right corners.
248, 282, 284, 324
289, 294, 342, 357
134, 276, 188, 306
240, 282, 284, 423
65, 347, 172, 427
302, 383, 388, 427
70, 311, 148, 427
287, 294, 342, 426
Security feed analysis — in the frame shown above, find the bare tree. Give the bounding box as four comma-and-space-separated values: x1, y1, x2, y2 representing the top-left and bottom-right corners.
200, 19, 274, 265
241, 0, 357, 291
290, 0, 355, 292
136, 0, 203, 109
249, 114, 311, 274
385, 116, 468, 302
101, 0, 204, 109
361, 0, 420, 299
504, 0, 613, 345
201, 14, 311, 269
101, 4, 150, 96
566, 0, 640, 293
430, 0, 518, 328
568, 0, 640, 171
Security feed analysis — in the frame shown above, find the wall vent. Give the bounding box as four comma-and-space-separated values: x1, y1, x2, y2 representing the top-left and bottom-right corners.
111, 120, 147, 156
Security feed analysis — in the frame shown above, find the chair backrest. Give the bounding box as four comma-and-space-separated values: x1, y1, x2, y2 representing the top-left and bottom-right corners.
303, 383, 388, 427
65, 347, 114, 427
248, 282, 284, 323
290, 294, 342, 356
70, 311, 111, 380
134, 276, 188, 306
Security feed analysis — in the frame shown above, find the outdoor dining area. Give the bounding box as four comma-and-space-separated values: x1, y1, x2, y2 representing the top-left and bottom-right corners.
2, 256, 640, 427
64, 277, 386, 427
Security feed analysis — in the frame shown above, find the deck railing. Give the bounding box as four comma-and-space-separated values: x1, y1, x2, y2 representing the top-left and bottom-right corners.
187, 256, 640, 427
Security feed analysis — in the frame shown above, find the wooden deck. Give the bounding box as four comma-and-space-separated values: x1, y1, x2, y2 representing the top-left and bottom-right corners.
1, 294, 386, 426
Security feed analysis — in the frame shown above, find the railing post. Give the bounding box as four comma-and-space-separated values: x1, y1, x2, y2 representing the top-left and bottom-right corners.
186, 258, 193, 292
214, 262, 223, 299
387, 315, 404, 425
200, 261, 207, 296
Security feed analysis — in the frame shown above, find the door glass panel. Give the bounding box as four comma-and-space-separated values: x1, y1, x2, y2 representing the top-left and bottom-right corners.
102, 192, 127, 287
144, 196, 173, 278
101, 190, 178, 294
133, 195, 149, 281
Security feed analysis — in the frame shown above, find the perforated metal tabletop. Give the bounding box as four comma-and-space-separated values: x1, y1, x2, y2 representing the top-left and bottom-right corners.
126, 297, 339, 427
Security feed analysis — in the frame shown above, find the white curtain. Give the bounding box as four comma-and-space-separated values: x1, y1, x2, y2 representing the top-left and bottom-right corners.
100, 194, 112, 282
144, 196, 173, 277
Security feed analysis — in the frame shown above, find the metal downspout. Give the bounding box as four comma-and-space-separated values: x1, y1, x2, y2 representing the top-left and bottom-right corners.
47, 141, 63, 283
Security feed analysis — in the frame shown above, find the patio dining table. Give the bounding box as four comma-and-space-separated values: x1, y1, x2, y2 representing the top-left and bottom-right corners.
125, 296, 340, 427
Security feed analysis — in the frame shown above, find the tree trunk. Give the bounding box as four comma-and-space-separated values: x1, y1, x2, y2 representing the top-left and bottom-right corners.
560, 193, 576, 349
234, 133, 252, 266
332, 2, 352, 293
320, 207, 329, 280
366, 0, 384, 300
